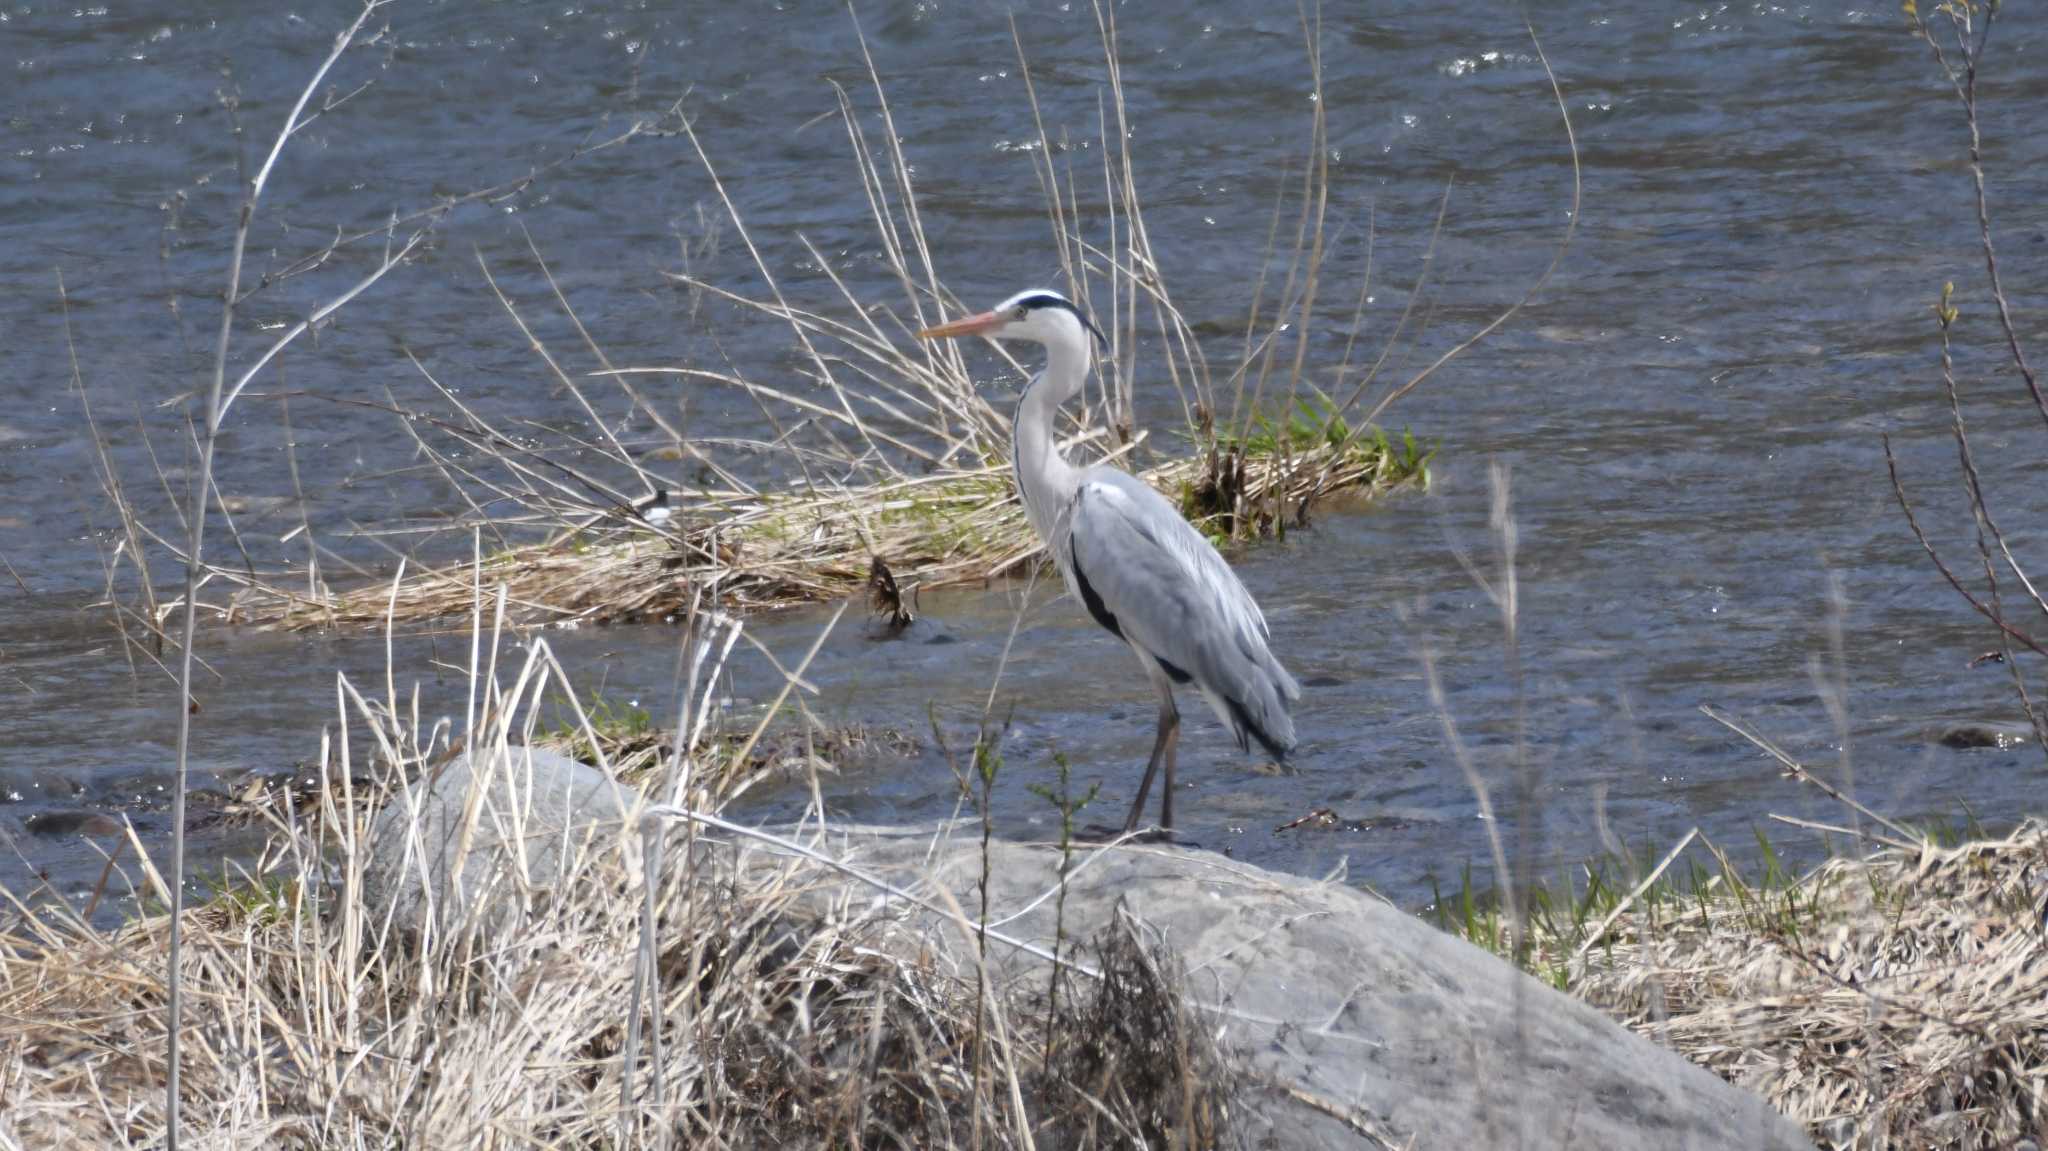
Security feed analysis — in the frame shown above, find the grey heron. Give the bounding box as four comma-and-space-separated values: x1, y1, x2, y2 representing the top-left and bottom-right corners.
918, 289, 1301, 832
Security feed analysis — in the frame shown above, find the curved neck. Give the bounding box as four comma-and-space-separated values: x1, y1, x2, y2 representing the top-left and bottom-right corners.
1012, 336, 1091, 544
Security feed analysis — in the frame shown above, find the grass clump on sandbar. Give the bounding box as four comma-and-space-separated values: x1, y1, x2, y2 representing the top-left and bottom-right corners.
161, 9, 1522, 635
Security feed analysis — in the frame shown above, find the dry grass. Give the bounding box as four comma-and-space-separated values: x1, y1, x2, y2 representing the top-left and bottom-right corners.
0, 607, 1240, 1149
219, 432, 1421, 631
1591, 826, 2048, 1150
18, 643, 2045, 1151
160, 7, 1470, 634
1448, 819, 2048, 1150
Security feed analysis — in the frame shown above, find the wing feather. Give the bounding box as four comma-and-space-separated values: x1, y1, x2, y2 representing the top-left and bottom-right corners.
1060, 469, 1300, 756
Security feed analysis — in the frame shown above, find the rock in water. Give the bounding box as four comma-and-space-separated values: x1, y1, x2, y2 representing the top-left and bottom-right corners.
785, 824, 1814, 1151
362, 746, 634, 933
1935, 720, 2033, 750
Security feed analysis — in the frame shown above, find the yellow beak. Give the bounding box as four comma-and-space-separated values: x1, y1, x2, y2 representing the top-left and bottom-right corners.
915, 310, 1004, 340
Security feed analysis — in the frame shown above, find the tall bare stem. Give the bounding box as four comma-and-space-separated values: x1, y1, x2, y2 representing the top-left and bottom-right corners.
164, 6, 389, 1144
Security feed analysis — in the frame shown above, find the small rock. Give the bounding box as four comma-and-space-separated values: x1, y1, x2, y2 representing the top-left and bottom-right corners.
0, 769, 84, 804
23, 811, 123, 837
360, 747, 637, 933
216, 494, 292, 515
1936, 721, 2034, 750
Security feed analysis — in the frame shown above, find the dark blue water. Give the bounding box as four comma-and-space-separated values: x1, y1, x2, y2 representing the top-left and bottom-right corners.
5, 1, 2047, 912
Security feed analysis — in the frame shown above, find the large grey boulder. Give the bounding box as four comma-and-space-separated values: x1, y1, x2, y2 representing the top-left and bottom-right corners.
780, 823, 1813, 1151
361, 746, 635, 932
356, 765, 1811, 1150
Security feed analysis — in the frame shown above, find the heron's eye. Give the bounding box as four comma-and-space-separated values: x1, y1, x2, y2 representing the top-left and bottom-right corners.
1013, 306, 1029, 321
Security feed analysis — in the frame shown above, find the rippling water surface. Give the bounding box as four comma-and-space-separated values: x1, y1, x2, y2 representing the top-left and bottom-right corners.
5, 1, 2048, 912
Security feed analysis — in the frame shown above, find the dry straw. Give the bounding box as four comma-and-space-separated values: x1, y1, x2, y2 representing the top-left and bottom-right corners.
1544, 825, 2048, 1149
1440, 704, 2048, 1150
0, 595, 1238, 1149
164, 4, 1470, 635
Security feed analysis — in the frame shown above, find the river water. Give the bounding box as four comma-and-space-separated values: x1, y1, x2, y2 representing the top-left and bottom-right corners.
5, 1, 2047, 914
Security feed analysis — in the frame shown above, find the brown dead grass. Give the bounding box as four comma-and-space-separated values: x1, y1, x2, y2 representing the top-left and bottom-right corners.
223, 437, 1420, 631
0, 610, 1241, 1149
150, 5, 1471, 637
1508, 824, 2048, 1150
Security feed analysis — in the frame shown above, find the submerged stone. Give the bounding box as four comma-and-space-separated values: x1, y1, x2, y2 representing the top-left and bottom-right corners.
22, 810, 122, 837
1935, 721, 2034, 750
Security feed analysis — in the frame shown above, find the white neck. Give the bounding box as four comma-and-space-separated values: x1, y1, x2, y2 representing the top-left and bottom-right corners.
1011, 326, 1092, 547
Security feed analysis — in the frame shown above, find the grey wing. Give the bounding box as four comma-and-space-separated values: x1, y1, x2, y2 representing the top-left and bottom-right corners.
1062, 469, 1301, 758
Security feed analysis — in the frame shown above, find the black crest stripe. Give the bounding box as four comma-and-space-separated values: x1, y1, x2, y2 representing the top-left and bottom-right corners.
1015, 293, 1107, 350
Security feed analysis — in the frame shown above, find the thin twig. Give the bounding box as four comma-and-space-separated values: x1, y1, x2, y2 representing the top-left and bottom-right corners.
165, 9, 390, 1146
1700, 705, 1921, 847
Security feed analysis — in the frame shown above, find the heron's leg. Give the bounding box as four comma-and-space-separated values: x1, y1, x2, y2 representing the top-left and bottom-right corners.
1123, 677, 1180, 833
1159, 704, 1182, 830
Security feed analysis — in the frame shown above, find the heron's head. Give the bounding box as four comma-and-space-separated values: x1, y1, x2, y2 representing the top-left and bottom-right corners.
915, 289, 1106, 358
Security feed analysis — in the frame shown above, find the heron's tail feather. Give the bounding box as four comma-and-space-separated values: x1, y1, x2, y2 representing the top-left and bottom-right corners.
1227, 693, 1296, 760
1213, 651, 1299, 761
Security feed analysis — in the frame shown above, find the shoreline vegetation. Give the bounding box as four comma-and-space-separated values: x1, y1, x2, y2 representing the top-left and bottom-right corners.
1445, 777, 2048, 1148
4, 659, 2039, 1148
